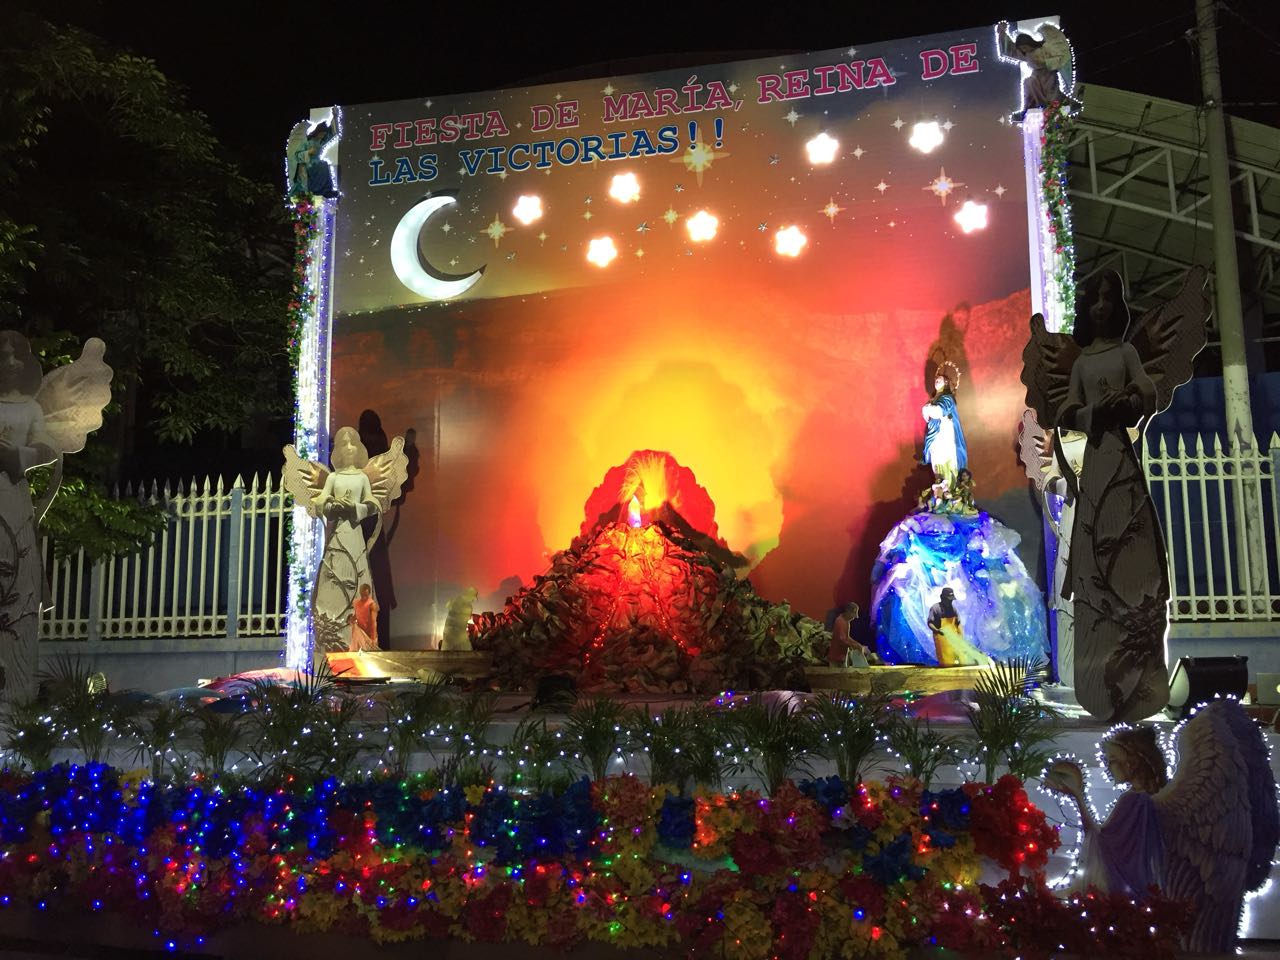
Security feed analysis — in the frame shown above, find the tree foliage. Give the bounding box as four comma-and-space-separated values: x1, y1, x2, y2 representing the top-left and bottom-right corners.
0, 6, 290, 556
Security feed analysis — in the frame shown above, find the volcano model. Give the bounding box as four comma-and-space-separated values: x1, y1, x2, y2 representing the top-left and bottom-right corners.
470, 452, 825, 694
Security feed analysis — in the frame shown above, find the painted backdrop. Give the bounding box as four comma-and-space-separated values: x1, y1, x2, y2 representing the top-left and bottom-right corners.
327, 25, 1038, 643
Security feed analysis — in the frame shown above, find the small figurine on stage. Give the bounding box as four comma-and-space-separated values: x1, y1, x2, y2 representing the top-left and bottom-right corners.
348, 583, 379, 651
827, 601, 878, 666
920, 358, 969, 510
998, 21, 1081, 121
926, 587, 986, 666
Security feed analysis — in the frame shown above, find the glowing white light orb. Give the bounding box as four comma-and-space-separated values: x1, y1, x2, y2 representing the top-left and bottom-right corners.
908, 120, 945, 154
586, 236, 618, 267
774, 225, 807, 257
953, 200, 990, 233
609, 172, 641, 203
805, 132, 840, 165
512, 195, 543, 225
685, 210, 719, 242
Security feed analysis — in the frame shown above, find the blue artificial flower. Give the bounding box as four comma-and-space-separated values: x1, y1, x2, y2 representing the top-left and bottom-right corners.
798, 776, 849, 815
919, 787, 970, 831
861, 833, 926, 885
656, 793, 695, 849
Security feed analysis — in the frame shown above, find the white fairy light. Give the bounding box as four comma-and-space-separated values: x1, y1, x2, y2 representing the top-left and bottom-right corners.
586, 236, 618, 267
512, 195, 543, 225
608, 172, 641, 203
774, 225, 807, 257
805, 132, 840, 165
908, 121, 945, 154
953, 200, 990, 233
685, 210, 719, 242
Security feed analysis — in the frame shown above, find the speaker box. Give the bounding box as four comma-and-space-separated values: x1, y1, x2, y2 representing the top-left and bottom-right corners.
1166, 655, 1248, 719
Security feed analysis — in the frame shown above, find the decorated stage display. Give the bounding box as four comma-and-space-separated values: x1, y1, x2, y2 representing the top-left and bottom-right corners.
284, 19, 1071, 677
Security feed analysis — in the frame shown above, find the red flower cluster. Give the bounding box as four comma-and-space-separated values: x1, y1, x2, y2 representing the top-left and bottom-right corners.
981, 879, 1190, 960
964, 775, 1059, 875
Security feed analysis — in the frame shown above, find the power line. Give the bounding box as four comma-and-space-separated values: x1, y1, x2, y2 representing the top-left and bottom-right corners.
1087, 37, 1193, 77
1083, 11, 1197, 55
1219, 0, 1280, 53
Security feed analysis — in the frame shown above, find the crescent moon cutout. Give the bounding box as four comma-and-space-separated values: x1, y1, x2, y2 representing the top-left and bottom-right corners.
389, 191, 486, 301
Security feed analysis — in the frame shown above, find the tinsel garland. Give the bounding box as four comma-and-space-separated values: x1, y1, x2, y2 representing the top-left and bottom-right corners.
284, 198, 322, 633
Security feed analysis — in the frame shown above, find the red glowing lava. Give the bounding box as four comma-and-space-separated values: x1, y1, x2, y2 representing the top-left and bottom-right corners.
471, 451, 818, 693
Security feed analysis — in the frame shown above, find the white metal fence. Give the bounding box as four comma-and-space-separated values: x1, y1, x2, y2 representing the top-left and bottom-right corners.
40, 475, 290, 641
38, 433, 1280, 641
1143, 432, 1280, 622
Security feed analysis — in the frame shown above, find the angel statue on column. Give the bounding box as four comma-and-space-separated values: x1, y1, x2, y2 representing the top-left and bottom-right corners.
998, 20, 1082, 121
283, 426, 408, 653
1021, 267, 1209, 722
920, 357, 968, 509
0, 332, 112, 698
1044, 699, 1279, 954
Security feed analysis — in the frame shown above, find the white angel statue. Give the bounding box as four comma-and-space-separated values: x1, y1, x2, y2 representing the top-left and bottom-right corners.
283, 426, 407, 653
0, 332, 112, 698
998, 21, 1081, 120
1045, 699, 1279, 954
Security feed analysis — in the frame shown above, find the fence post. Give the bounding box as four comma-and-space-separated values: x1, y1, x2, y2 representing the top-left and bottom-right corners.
86, 559, 104, 643
226, 477, 244, 641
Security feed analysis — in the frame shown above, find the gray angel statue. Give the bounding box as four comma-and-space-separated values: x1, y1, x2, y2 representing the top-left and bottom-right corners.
283, 426, 408, 653
1021, 267, 1209, 722
1045, 699, 1279, 954
0, 333, 112, 698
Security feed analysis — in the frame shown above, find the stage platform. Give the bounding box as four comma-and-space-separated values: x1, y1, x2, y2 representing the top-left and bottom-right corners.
327, 651, 996, 696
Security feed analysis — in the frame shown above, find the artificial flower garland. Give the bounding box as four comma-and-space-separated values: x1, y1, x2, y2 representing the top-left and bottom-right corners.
0, 765, 1186, 958
1040, 100, 1077, 330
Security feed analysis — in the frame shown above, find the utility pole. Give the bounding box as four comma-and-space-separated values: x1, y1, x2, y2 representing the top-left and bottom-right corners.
1195, 0, 1266, 602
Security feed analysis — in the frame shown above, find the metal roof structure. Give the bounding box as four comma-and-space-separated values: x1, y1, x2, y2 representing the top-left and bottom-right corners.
1067, 85, 1279, 328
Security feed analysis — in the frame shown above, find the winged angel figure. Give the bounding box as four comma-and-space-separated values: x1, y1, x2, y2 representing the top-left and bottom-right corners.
1021, 267, 1209, 723
0, 332, 112, 698
283, 426, 407, 653
998, 20, 1081, 118
1045, 699, 1279, 953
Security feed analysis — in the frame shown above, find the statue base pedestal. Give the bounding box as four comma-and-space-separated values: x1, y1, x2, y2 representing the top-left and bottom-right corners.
326, 650, 493, 681
871, 510, 1048, 665
806, 664, 992, 696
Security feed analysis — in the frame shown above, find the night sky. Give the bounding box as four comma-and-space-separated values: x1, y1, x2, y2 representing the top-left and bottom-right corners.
81, 0, 1278, 181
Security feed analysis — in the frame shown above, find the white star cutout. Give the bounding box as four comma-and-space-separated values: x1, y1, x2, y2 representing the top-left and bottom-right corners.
784, 109, 801, 126
993, 184, 1007, 198
942, 120, 955, 132
602, 83, 615, 96
441, 222, 451, 234
876, 181, 889, 193
852, 146, 865, 159
891, 117, 905, 131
